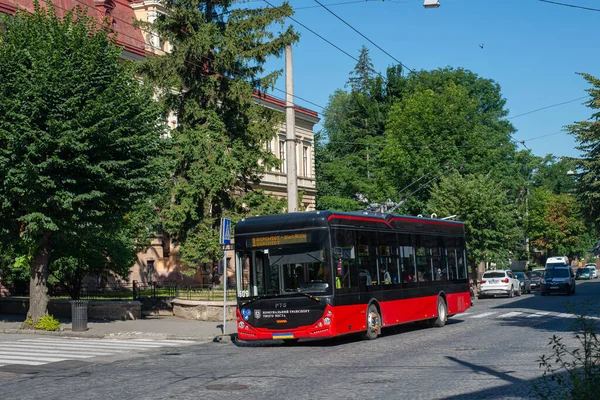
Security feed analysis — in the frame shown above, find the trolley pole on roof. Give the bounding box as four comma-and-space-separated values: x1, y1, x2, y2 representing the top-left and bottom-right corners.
285, 44, 298, 212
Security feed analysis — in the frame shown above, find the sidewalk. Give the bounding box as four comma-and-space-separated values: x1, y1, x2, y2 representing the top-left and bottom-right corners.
0, 313, 235, 342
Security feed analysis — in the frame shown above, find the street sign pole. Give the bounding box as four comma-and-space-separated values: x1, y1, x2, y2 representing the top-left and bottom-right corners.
220, 218, 231, 337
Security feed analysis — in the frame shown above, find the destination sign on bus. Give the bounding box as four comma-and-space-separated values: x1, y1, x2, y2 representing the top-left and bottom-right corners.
249, 233, 309, 248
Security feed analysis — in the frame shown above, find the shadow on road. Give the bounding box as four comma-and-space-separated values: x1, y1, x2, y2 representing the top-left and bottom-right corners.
439, 355, 575, 400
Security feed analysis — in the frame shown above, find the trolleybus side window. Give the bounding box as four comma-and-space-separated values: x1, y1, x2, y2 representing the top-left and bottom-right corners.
399, 234, 417, 287
378, 231, 399, 286
458, 241, 467, 279
332, 228, 358, 293
357, 230, 378, 289
432, 237, 445, 281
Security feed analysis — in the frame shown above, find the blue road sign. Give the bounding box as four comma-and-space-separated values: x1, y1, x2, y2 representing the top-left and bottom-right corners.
221, 218, 231, 245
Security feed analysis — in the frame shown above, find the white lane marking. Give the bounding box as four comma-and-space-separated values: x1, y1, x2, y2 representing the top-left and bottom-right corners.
470, 312, 496, 319
24, 337, 191, 346
0, 344, 113, 356
0, 337, 194, 368
16, 339, 169, 350
0, 355, 69, 363
0, 359, 48, 366
0, 350, 94, 359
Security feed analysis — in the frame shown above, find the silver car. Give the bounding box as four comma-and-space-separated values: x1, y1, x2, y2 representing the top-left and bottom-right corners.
479, 270, 521, 298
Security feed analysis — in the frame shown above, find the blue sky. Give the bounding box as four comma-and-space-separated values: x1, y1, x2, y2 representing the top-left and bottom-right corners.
254, 0, 599, 159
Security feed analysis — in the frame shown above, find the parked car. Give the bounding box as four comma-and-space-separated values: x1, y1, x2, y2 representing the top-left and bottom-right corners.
479, 270, 521, 298
576, 267, 592, 280
541, 267, 576, 296
530, 269, 545, 290
585, 264, 598, 279
514, 271, 532, 294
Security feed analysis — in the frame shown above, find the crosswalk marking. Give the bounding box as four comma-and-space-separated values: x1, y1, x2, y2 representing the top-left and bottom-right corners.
497, 311, 522, 318
556, 313, 575, 319
0, 337, 194, 367
527, 311, 552, 318
456, 310, 589, 320
470, 312, 496, 319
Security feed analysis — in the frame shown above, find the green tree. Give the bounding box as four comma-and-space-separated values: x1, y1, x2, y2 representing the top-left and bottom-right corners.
383, 68, 519, 215
316, 58, 402, 210
528, 187, 589, 260
532, 155, 576, 195
427, 173, 521, 277
138, 1, 298, 270
0, 2, 164, 323
567, 73, 600, 225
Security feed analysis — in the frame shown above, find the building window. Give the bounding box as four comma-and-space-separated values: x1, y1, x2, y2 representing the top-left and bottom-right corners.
303, 146, 309, 177
146, 260, 155, 283
265, 139, 272, 153
279, 140, 286, 173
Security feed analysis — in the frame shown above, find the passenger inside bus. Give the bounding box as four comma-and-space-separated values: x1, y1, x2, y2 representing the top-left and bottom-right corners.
382, 267, 392, 284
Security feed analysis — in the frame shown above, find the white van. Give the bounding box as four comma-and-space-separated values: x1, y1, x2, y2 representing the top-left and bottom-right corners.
546, 256, 570, 269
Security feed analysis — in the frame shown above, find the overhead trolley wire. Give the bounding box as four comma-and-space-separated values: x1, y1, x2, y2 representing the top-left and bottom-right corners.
537, 0, 600, 13
313, 0, 414, 73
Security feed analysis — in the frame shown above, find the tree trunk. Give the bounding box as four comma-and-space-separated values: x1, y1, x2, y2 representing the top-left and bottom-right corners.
26, 230, 51, 325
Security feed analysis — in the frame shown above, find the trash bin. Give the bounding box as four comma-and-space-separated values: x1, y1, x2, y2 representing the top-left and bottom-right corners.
70, 300, 88, 332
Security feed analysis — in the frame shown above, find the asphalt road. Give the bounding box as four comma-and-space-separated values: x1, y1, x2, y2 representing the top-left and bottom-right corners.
2, 280, 600, 400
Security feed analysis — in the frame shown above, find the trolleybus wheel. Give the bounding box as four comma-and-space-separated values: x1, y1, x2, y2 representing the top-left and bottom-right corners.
431, 296, 448, 328
362, 303, 381, 340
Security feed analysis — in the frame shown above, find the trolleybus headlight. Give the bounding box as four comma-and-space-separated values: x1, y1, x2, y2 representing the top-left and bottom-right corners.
239, 321, 245, 329
324, 317, 331, 325
327, 310, 332, 316
318, 322, 323, 327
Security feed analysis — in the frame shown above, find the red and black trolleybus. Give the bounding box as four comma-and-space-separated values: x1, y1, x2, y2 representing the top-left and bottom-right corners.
234, 211, 471, 342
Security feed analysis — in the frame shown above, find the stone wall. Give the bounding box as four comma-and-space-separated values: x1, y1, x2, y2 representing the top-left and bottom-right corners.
172, 299, 236, 321
0, 298, 142, 320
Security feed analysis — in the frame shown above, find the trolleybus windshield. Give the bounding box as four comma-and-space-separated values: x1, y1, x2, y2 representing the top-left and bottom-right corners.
237, 231, 332, 298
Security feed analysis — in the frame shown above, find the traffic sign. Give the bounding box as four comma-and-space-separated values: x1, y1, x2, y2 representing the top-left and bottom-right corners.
220, 218, 231, 245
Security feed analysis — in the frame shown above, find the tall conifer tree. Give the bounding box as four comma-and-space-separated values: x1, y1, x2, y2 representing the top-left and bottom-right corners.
138, 1, 298, 268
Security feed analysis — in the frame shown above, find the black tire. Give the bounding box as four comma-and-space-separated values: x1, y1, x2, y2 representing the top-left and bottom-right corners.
541, 291, 546, 296
516, 287, 522, 296
508, 288, 514, 298
362, 303, 381, 340
431, 296, 448, 328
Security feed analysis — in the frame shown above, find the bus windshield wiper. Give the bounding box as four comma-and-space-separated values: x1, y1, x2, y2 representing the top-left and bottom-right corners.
239, 294, 280, 307
292, 290, 322, 303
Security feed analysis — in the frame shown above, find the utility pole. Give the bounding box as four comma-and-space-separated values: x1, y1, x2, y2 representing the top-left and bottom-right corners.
285, 44, 298, 212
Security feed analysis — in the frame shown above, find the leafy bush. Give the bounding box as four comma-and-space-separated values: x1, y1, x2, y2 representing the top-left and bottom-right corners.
34, 314, 61, 331
532, 303, 600, 399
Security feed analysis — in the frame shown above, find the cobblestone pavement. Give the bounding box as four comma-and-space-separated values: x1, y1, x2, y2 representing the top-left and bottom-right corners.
2, 280, 599, 400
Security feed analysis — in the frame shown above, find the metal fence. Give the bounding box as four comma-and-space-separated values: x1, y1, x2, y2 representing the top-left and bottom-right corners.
6, 279, 237, 301
175, 283, 237, 301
